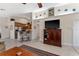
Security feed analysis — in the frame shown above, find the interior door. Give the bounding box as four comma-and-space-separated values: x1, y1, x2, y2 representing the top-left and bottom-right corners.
73, 20, 79, 47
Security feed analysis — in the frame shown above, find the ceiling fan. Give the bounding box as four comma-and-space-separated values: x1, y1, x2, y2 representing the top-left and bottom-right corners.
22, 3, 43, 8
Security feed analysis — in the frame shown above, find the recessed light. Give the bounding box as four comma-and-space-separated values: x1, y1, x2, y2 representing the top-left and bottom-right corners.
40, 14, 41, 16
72, 8, 76, 11
58, 9, 61, 12
64, 9, 68, 11
44, 12, 46, 15
35, 16, 38, 18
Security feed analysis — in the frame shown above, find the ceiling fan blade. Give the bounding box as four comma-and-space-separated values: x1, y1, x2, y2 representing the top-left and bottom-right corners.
22, 3, 27, 5
37, 3, 42, 8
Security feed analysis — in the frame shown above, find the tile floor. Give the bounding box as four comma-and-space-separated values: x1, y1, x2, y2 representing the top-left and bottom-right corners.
4, 39, 79, 56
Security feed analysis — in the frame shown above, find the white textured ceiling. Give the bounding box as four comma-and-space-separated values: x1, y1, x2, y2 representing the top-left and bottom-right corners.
0, 3, 66, 17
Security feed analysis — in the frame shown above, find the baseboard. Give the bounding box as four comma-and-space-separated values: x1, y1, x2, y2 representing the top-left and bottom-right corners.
62, 43, 73, 47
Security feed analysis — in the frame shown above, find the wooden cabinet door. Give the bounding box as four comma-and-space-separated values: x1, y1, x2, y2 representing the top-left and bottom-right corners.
44, 29, 61, 47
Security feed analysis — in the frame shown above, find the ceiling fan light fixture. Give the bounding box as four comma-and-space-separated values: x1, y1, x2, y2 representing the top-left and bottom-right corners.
22, 3, 27, 5
37, 3, 42, 8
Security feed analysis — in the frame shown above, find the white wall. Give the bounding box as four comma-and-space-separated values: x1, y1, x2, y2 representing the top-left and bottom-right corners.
0, 17, 10, 39
37, 13, 79, 47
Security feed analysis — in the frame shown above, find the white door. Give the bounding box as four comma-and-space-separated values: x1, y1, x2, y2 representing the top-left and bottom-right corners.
73, 20, 79, 47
